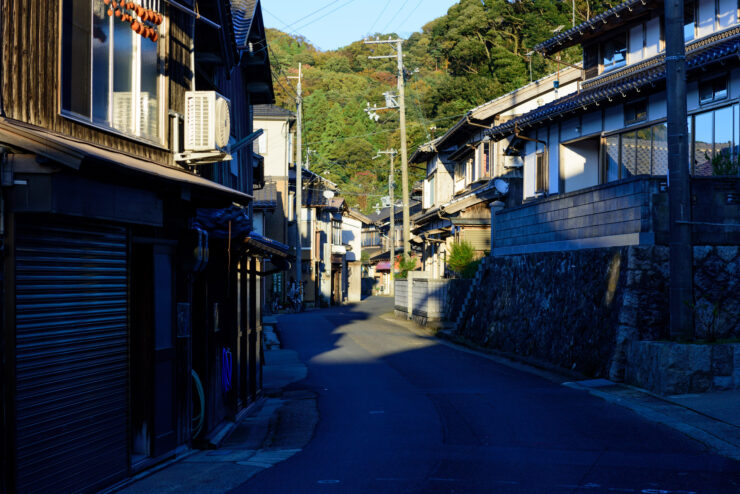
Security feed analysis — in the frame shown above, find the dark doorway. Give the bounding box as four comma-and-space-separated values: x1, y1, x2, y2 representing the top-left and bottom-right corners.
130, 243, 177, 465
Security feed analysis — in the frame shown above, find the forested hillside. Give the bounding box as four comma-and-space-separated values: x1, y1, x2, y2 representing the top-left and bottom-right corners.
267, 0, 608, 212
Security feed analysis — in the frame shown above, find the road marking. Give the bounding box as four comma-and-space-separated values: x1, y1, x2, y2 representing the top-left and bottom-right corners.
317, 480, 341, 484
369, 410, 385, 414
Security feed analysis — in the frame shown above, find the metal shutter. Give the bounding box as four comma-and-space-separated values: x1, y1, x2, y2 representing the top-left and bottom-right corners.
460, 228, 491, 251
14, 220, 129, 493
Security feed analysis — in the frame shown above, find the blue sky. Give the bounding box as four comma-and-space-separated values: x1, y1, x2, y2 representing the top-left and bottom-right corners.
261, 0, 460, 51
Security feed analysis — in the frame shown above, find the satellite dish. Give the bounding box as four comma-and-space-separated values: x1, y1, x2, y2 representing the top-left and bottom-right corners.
494, 178, 509, 194
323, 190, 335, 199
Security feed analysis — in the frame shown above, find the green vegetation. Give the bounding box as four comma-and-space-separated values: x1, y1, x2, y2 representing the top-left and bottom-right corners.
447, 240, 480, 278
395, 255, 419, 279
268, 0, 609, 213
708, 151, 740, 176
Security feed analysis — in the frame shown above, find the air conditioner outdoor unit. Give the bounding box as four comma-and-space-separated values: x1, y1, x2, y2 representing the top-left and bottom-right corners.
177, 91, 232, 164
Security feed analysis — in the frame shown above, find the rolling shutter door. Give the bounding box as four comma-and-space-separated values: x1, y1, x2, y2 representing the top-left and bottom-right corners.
460, 227, 491, 251
14, 220, 129, 493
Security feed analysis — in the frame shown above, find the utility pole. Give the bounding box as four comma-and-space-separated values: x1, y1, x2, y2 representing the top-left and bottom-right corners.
288, 64, 303, 287
365, 37, 411, 257
375, 149, 397, 295
665, 0, 694, 339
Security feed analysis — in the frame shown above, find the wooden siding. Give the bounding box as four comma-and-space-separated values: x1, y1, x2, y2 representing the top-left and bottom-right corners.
495, 177, 661, 250
1, 0, 195, 166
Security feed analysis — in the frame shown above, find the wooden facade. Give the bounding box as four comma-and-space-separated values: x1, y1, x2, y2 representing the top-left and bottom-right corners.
0, 0, 195, 165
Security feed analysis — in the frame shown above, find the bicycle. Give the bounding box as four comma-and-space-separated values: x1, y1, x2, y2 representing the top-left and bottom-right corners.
288, 282, 304, 313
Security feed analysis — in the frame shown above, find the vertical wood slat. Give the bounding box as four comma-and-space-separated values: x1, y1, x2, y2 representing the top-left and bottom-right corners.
3, 0, 178, 166
10, 0, 20, 118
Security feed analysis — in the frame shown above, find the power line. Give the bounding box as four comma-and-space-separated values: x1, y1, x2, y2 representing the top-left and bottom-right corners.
368, 0, 393, 34
293, 0, 362, 32
395, 0, 424, 32
381, 0, 411, 34
305, 112, 467, 146
284, 0, 343, 29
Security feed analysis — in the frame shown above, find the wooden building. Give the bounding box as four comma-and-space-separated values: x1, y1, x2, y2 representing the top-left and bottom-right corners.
0, 0, 288, 492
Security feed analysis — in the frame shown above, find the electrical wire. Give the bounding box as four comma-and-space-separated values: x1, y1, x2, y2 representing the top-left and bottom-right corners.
284, 0, 344, 30
293, 0, 362, 33
381, 0, 411, 34
368, 0, 394, 34
395, 0, 424, 33
305, 112, 467, 146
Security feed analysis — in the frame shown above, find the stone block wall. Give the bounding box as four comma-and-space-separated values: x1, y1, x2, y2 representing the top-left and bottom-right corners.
455, 245, 740, 383
626, 341, 740, 394
458, 248, 629, 377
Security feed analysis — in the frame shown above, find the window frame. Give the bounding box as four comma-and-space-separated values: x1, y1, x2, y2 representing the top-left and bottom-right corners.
60, 0, 166, 146
624, 99, 648, 126
535, 152, 548, 194
699, 75, 729, 105
601, 33, 627, 73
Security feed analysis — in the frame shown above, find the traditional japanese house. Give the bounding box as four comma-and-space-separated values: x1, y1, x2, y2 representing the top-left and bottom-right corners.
0, 0, 288, 492
410, 66, 581, 277
487, 0, 740, 255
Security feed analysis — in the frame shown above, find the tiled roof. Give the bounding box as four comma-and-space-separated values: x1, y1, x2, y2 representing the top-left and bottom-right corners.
490, 33, 740, 139
230, 0, 258, 47
253, 181, 277, 209
253, 104, 295, 119
534, 0, 659, 56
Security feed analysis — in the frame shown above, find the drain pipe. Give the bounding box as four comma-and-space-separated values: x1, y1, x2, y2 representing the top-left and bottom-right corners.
0, 3, 5, 117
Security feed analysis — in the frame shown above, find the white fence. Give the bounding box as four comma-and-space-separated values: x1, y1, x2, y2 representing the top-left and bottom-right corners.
394, 272, 450, 326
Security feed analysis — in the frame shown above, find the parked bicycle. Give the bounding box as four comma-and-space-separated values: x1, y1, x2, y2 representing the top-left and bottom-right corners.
287, 278, 304, 313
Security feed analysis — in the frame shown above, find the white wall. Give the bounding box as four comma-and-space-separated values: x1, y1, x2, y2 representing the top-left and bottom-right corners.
254, 118, 292, 177
524, 139, 536, 198
649, 91, 667, 120
582, 110, 602, 136
604, 105, 624, 133
342, 216, 362, 262
561, 140, 600, 192
548, 125, 559, 194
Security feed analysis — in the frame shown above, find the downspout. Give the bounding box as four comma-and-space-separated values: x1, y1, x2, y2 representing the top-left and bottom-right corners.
0, 1, 4, 118
511, 124, 548, 194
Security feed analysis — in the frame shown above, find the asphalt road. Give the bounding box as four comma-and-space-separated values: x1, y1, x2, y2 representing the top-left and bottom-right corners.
231, 297, 740, 494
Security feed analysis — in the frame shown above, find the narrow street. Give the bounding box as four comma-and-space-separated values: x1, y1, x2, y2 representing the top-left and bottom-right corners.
230, 297, 740, 493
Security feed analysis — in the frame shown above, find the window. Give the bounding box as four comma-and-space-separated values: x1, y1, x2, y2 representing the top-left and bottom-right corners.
362, 231, 380, 247
332, 220, 342, 245
454, 160, 465, 181
257, 131, 268, 154
602, 35, 627, 72
692, 104, 739, 176
624, 100, 648, 125
535, 153, 548, 193
481, 141, 491, 177
62, 0, 164, 143
699, 77, 728, 104
685, 1, 696, 41
602, 122, 678, 181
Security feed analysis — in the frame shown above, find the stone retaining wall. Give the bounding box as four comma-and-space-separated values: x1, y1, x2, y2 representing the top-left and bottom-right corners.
626, 341, 740, 394
455, 245, 740, 385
